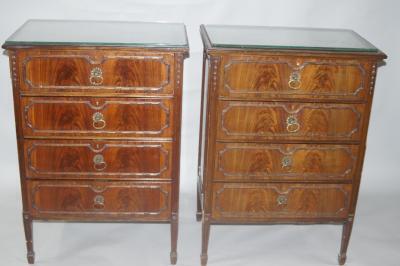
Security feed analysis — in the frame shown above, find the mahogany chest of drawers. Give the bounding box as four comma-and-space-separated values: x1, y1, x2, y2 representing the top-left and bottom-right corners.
3, 20, 188, 264
197, 25, 386, 265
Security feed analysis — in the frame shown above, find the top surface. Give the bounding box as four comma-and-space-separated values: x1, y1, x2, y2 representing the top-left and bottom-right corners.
3, 20, 189, 48
204, 24, 379, 52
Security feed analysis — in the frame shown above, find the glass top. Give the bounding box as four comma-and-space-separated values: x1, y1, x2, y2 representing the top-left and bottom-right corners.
204, 25, 378, 52
3, 19, 188, 48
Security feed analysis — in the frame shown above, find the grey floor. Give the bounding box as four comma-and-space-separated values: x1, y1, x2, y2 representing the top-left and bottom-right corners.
0, 180, 399, 266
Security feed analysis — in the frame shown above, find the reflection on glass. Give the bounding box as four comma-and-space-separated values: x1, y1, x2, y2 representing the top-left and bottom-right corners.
4, 20, 188, 47
205, 25, 378, 52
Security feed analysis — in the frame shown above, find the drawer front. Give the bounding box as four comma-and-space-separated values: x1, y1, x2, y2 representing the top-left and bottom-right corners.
18, 50, 175, 95
21, 97, 173, 138
24, 140, 172, 180
217, 101, 365, 141
212, 183, 352, 220
221, 56, 368, 100
27, 180, 171, 220
215, 143, 359, 181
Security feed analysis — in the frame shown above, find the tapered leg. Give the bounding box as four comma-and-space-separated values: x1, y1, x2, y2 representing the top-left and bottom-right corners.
196, 185, 202, 222
170, 212, 178, 265
201, 214, 211, 266
338, 217, 354, 265
23, 213, 35, 264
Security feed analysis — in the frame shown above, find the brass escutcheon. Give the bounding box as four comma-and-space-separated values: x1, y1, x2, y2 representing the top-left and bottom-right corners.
93, 195, 105, 209
276, 195, 288, 205
89, 67, 104, 86
93, 154, 107, 171
281, 155, 293, 168
286, 115, 300, 133
92, 112, 106, 130
288, 71, 301, 89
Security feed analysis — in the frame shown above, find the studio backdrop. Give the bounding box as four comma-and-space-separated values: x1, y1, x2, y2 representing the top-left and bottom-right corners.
0, 1, 398, 266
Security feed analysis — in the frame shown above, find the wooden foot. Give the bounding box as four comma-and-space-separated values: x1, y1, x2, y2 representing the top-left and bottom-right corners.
170, 212, 178, 265
23, 214, 35, 264
201, 253, 208, 266
170, 251, 177, 265
338, 253, 347, 265
201, 214, 211, 266
338, 217, 354, 265
27, 252, 35, 264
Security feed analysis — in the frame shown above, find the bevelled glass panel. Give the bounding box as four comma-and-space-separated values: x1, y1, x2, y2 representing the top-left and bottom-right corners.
204, 25, 378, 52
4, 20, 188, 47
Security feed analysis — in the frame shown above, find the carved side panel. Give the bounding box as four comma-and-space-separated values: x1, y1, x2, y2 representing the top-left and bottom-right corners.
217, 101, 365, 141
21, 97, 173, 138
222, 56, 367, 100
215, 143, 358, 181
212, 183, 352, 220
27, 181, 171, 219
24, 140, 172, 180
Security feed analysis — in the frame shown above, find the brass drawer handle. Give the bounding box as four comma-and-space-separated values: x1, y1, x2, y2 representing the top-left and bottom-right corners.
93, 195, 105, 209
281, 155, 292, 168
288, 71, 301, 89
93, 154, 107, 171
92, 112, 106, 130
277, 195, 288, 205
286, 115, 300, 133
89, 67, 103, 86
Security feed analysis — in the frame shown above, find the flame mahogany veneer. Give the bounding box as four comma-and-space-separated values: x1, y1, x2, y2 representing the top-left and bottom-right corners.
3, 37, 188, 264
197, 25, 386, 265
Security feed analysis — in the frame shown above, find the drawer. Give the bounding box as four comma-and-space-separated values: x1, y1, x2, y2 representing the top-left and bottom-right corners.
24, 140, 173, 180
221, 56, 369, 101
21, 97, 174, 138
217, 101, 365, 141
17, 50, 175, 95
212, 183, 352, 220
215, 143, 359, 182
27, 180, 171, 221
